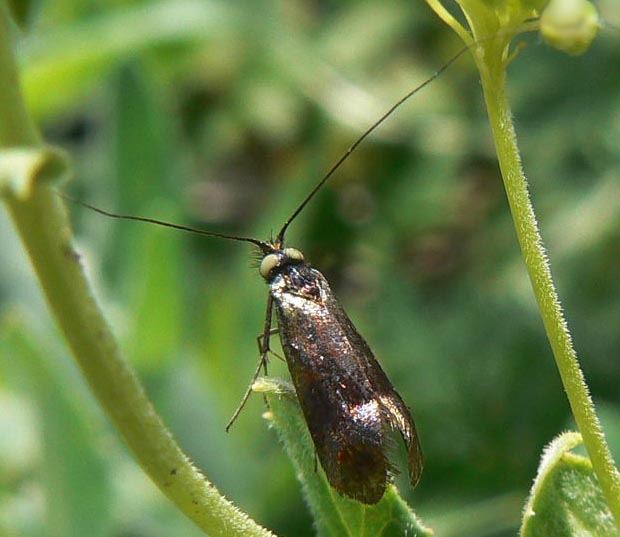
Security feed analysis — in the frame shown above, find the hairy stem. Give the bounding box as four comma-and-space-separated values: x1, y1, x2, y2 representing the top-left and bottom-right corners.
476, 43, 620, 526
0, 3, 273, 535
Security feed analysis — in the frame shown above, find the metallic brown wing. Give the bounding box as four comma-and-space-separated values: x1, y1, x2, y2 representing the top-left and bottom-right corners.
270, 261, 422, 503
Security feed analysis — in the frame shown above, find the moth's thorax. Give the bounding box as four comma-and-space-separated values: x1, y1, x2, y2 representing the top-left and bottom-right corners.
269, 263, 328, 305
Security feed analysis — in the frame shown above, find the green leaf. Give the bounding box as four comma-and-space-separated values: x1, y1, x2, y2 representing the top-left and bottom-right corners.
256, 377, 432, 537
1, 315, 112, 537
521, 431, 618, 537
108, 64, 183, 371
20, 0, 238, 119
7, 0, 42, 30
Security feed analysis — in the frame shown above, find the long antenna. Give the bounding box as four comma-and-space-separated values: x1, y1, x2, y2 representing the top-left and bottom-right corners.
64, 39, 498, 247
58, 192, 269, 250
275, 43, 474, 244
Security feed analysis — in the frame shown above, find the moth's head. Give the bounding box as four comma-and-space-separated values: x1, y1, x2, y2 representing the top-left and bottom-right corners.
259, 246, 305, 281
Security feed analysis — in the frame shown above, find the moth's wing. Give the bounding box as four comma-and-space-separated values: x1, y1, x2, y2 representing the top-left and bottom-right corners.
378, 390, 423, 487
291, 368, 389, 504
272, 264, 417, 502
334, 305, 424, 488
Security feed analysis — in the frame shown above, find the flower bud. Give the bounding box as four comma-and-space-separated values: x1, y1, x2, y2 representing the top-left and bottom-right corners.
540, 0, 600, 55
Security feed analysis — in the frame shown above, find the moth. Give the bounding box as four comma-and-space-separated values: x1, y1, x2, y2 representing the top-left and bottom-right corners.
66, 45, 474, 503
256, 239, 423, 503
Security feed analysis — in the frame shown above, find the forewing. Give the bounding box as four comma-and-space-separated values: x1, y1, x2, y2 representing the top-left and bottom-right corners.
330, 297, 424, 488
271, 262, 422, 502
272, 265, 390, 503
292, 369, 389, 504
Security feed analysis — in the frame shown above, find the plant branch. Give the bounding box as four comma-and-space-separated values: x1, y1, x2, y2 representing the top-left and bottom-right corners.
0, 3, 273, 535
476, 42, 620, 527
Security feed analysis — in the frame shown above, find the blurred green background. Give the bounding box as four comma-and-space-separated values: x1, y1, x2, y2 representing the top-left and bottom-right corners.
1, 0, 620, 536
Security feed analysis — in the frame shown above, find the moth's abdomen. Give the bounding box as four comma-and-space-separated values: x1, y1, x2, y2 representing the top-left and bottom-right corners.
285, 356, 390, 504
327, 436, 388, 504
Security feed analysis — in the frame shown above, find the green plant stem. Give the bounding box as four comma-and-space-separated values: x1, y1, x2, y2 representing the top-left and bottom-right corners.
0, 4, 273, 536
476, 43, 620, 527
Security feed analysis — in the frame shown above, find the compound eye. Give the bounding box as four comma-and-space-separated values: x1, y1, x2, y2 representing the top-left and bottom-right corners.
283, 248, 304, 263
260, 253, 280, 280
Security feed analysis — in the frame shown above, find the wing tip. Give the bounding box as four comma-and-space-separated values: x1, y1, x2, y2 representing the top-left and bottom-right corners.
408, 435, 424, 488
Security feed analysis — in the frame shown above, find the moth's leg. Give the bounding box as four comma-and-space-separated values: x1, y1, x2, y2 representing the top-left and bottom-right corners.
226, 293, 274, 432
257, 328, 283, 362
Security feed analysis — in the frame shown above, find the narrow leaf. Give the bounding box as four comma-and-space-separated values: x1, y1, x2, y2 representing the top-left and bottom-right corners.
3, 316, 112, 537
7, 0, 42, 30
